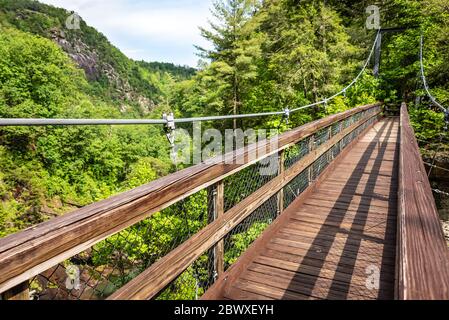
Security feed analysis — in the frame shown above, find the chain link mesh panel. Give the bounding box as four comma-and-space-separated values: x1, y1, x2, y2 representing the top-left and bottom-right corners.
223, 193, 279, 271
154, 247, 216, 300
223, 154, 278, 212
29, 190, 212, 300
284, 137, 310, 169
283, 169, 310, 209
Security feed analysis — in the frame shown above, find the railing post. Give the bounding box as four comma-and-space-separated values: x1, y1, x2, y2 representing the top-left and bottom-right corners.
339, 121, 344, 152
277, 150, 285, 216
308, 135, 315, 184
209, 181, 224, 280
328, 126, 333, 161
0, 281, 29, 300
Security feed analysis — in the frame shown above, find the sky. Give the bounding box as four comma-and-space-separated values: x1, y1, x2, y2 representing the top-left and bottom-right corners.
40, 0, 214, 67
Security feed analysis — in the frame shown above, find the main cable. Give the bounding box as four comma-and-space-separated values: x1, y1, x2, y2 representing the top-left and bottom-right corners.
420, 35, 446, 112
290, 30, 381, 113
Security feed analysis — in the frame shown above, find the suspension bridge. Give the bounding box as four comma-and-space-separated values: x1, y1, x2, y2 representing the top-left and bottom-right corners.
0, 33, 449, 300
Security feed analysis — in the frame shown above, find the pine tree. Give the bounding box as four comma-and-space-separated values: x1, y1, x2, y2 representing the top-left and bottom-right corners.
197, 0, 264, 129
258, 0, 358, 114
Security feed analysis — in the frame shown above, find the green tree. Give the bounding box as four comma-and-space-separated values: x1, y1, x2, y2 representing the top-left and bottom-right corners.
197, 0, 264, 129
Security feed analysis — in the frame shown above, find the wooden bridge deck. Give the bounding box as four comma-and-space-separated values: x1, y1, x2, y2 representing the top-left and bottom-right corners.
206, 118, 400, 300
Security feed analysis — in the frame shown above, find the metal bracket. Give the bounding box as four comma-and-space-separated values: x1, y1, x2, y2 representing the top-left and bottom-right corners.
163, 113, 176, 146
163, 113, 176, 162
283, 108, 290, 125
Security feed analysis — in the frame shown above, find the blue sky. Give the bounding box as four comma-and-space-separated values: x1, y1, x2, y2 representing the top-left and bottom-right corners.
40, 0, 213, 67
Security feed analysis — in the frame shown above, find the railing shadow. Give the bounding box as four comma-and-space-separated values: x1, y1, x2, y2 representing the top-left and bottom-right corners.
282, 118, 398, 300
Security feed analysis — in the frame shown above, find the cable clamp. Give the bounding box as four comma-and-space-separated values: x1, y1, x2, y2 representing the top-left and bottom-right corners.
163, 113, 177, 162
163, 112, 176, 145
283, 108, 290, 124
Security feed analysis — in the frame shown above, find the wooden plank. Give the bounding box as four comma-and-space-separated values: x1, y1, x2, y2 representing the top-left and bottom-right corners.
308, 193, 392, 208
225, 285, 276, 300
273, 231, 396, 259
264, 238, 396, 267
282, 219, 397, 242
276, 229, 396, 256
279, 226, 396, 248
0, 103, 381, 294
396, 103, 449, 300
295, 204, 396, 219
229, 279, 311, 300
303, 199, 391, 214
259, 245, 395, 277
243, 263, 391, 300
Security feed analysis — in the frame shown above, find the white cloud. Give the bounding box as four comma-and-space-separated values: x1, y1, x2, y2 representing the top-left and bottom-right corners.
39, 0, 213, 66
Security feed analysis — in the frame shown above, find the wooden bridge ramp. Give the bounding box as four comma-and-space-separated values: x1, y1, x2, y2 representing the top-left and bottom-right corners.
203, 118, 399, 300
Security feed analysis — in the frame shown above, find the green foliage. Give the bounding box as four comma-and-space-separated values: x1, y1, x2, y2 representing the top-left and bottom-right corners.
0, 26, 172, 233
409, 106, 444, 142
224, 221, 268, 266
172, 0, 378, 132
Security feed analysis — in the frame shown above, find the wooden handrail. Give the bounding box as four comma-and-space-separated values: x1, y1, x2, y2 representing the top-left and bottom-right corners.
0, 103, 380, 294
396, 103, 449, 299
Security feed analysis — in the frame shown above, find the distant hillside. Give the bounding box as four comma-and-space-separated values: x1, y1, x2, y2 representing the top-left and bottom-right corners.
137, 61, 196, 81
0, 0, 196, 115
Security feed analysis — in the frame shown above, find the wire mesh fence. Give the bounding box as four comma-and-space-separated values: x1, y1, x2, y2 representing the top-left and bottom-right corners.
223, 154, 278, 212
154, 247, 217, 300
223, 193, 279, 271
29, 189, 212, 300
283, 169, 310, 209
284, 137, 310, 169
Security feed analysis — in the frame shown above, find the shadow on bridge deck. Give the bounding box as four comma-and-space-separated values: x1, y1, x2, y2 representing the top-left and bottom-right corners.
204, 117, 400, 300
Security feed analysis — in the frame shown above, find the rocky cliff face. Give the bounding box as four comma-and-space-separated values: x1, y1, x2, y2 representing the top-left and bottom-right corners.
50, 28, 100, 81
49, 28, 150, 112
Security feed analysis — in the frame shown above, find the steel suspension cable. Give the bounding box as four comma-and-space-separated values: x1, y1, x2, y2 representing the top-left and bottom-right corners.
419, 35, 447, 113
290, 30, 381, 113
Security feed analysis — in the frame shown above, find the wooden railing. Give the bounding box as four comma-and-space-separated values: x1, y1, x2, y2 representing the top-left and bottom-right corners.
0, 103, 381, 300
396, 103, 449, 299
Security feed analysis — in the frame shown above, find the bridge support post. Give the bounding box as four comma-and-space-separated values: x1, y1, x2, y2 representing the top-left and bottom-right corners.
374, 32, 382, 78
277, 150, 285, 216
308, 136, 315, 184
0, 281, 29, 300
208, 181, 224, 281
